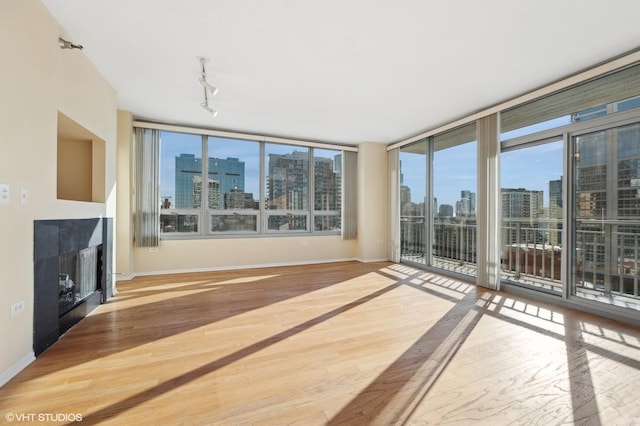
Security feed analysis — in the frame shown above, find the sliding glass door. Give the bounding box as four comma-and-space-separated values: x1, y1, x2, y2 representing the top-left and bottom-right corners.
432, 125, 477, 276
572, 121, 640, 309
398, 124, 477, 277
399, 140, 427, 264
500, 139, 565, 293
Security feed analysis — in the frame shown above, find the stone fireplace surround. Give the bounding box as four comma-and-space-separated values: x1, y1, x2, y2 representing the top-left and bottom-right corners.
33, 218, 113, 356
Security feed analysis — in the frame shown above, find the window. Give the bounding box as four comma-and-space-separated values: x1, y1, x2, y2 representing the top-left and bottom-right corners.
432, 124, 477, 277
397, 123, 477, 277
207, 137, 259, 233
394, 58, 640, 318
313, 149, 342, 232
573, 122, 640, 303
146, 128, 350, 239
500, 140, 564, 293
399, 140, 427, 264
265, 144, 310, 232
159, 132, 202, 234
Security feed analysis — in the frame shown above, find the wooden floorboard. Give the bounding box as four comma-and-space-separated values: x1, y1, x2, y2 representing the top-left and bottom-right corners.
2, 261, 640, 425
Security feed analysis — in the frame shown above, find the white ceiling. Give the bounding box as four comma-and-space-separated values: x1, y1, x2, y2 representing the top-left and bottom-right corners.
42, 0, 640, 145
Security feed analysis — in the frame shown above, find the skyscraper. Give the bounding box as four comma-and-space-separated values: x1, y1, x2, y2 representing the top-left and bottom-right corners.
457, 190, 476, 217
502, 188, 544, 244
175, 154, 246, 209
549, 177, 563, 246
267, 151, 309, 210
439, 204, 454, 217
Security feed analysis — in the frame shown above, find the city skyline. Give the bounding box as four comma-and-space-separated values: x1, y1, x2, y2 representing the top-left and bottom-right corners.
160, 132, 342, 213
401, 136, 564, 213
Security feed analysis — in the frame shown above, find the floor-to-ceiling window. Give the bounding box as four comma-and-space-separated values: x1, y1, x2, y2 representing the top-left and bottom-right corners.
432, 124, 477, 276
398, 124, 477, 277
399, 140, 427, 263
396, 58, 640, 319
572, 121, 640, 310
500, 139, 564, 293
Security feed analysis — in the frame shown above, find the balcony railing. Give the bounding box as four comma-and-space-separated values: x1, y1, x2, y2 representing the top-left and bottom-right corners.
575, 219, 640, 298
400, 215, 640, 303
501, 218, 563, 292
400, 215, 477, 276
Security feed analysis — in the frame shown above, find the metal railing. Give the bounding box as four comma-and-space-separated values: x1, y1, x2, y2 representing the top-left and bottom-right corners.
400, 215, 477, 276
400, 215, 640, 300
575, 219, 640, 298
501, 218, 563, 292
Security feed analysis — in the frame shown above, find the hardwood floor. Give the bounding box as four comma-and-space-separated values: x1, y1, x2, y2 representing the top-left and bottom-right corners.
2, 261, 640, 425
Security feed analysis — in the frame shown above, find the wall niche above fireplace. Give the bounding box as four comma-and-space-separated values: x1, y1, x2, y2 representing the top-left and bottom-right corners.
33, 218, 113, 356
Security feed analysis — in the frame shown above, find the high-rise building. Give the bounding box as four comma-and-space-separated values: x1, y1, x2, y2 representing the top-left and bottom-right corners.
314, 156, 341, 211
549, 177, 563, 246
502, 188, 544, 244
210, 157, 245, 207
267, 151, 309, 210
439, 204, 454, 217
192, 175, 220, 209
457, 190, 476, 217
400, 186, 412, 210
175, 154, 202, 209
175, 154, 246, 209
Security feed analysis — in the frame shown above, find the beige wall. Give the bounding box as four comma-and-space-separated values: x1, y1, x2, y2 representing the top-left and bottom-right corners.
356, 142, 389, 261
133, 236, 358, 275
0, 0, 117, 383
116, 111, 134, 280
116, 126, 389, 276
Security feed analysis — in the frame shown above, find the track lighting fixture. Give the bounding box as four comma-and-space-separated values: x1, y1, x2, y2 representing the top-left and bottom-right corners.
198, 56, 218, 117
199, 78, 219, 97
58, 37, 83, 50
201, 102, 218, 117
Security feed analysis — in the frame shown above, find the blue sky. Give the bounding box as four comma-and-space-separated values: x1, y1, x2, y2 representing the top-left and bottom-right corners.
159, 133, 338, 203
160, 115, 569, 211
401, 116, 570, 210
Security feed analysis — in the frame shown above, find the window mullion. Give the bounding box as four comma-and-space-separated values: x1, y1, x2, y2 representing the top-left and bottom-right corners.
202, 135, 208, 236
259, 141, 265, 234
309, 147, 315, 233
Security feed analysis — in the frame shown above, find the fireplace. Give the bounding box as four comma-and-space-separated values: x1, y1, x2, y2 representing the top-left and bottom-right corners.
58, 244, 100, 317
34, 218, 113, 356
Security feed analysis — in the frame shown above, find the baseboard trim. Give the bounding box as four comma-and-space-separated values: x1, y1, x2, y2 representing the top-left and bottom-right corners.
354, 257, 391, 263
0, 352, 35, 388
130, 258, 360, 278
115, 274, 135, 282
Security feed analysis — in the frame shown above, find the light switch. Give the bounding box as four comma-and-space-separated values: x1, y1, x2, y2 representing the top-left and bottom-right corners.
0, 184, 9, 205
21, 187, 28, 204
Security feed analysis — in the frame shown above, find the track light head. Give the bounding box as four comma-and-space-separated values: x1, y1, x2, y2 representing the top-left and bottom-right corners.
199, 78, 219, 96
201, 102, 218, 117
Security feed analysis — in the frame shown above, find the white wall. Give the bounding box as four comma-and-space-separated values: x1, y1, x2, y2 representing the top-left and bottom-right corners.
0, 0, 117, 384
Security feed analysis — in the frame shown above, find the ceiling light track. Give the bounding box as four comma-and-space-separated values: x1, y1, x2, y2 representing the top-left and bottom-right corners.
198, 56, 218, 117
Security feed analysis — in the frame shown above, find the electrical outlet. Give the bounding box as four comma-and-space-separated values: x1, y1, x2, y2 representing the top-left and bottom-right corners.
0, 183, 9, 205
11, 300, 25, 316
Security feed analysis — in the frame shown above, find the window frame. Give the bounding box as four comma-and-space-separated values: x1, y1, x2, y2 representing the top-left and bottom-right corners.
148, 127, 349, 240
